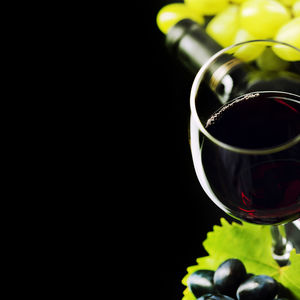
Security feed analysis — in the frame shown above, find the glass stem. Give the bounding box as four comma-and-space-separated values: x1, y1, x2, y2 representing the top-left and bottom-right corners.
270, 225, 292, 266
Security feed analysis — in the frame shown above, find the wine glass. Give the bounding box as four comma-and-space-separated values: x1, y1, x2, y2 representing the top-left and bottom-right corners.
189, 40, 300, 266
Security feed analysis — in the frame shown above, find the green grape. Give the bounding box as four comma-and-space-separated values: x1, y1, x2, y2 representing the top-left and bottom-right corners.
293, 0, 300, 16
156, 3, 204, 34
232, 29, 266, 62
256, 47, 290, 71
240, 0, 291, 39
273, 17, 300, 61
277, 0, 297, 6
184, 0, 229, 15
206, 5, 239, 47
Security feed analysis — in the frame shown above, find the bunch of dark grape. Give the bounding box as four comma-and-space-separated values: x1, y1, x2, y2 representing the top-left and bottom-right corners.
187, 258, 293, 299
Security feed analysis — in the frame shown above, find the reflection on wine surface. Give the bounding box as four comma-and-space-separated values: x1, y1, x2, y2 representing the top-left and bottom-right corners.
191, 91, 300, 225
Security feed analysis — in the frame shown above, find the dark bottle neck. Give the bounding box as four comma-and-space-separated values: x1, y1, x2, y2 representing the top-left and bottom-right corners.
166, 19, 228, 74
165, 19, 300, 102
166, 19, 246, 103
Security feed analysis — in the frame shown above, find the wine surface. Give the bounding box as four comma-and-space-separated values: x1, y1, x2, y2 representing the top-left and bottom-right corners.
201, 91, 300, 224
205, 92, 300, 148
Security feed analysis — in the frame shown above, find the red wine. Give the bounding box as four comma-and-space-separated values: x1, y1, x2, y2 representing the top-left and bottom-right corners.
200, 91, 300, 225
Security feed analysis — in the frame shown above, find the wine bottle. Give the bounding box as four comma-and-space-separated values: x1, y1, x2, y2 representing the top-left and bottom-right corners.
166, 19, 300, 103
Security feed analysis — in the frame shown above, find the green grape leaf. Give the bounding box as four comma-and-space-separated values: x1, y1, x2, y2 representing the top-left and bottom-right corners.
182, 218, 300, 300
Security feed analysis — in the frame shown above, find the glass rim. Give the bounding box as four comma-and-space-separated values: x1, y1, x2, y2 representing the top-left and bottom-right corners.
190, 39, 300, 155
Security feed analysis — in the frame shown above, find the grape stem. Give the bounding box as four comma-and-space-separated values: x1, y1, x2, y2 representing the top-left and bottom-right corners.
271, 225, 293, 267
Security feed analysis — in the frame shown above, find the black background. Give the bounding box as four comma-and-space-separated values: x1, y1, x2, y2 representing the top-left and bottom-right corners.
123, 1, 229, 300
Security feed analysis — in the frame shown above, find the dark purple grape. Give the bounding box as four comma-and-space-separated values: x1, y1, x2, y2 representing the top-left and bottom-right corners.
245, 273, 254, 280
277, 282, 293, 299
187, 270, 215, 297
219, 296, 235, 300
236, 275, 278, 300
213, 259, 247, 297
197, 293, 235, 300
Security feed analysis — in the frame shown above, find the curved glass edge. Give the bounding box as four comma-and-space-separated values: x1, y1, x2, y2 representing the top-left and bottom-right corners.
189, 116, 300, 225
190, 40, 300, 155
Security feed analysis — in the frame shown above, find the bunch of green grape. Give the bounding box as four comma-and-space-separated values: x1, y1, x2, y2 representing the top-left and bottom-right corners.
157, 0, 300, 65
